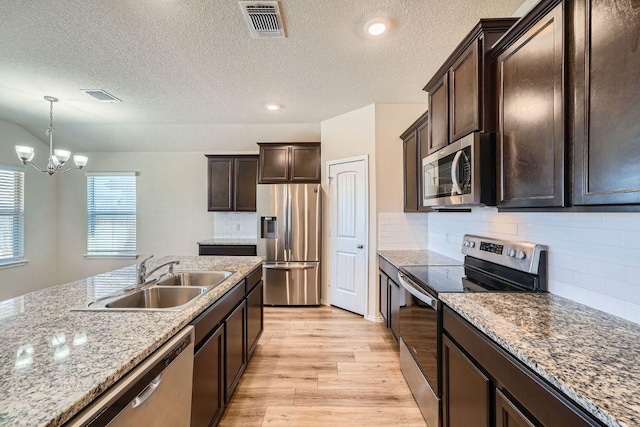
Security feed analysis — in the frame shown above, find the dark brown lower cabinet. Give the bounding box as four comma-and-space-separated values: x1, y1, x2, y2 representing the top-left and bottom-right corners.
388, 277, 401, 342
442, 335, 490, 427
443, 307, 605, 427
246, 280, 263, 360
225, 300, 247, 402
190, 267, 263, 427
191, 325, 225, 427
379, 271, 389, 324
496, 389, 536, 427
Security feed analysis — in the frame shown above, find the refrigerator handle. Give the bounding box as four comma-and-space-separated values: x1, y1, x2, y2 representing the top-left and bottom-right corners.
288, 185, 293, 260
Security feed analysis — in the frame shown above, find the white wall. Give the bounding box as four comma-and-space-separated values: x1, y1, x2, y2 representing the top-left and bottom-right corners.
0, 121, 59, 300
425, 209, 640, 324
321, 103, 427, 319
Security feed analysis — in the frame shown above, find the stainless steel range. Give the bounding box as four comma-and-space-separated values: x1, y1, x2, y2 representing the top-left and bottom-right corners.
396, 235, 548, 427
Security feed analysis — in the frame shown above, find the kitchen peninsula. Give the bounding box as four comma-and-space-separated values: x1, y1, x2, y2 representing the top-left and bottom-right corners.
0, 255, 263, 427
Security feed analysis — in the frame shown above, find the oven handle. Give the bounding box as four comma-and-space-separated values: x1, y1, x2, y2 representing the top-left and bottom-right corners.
397, 273, 439, 310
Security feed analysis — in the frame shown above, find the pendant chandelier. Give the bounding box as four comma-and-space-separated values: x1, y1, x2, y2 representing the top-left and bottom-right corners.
15, 96, 88, 175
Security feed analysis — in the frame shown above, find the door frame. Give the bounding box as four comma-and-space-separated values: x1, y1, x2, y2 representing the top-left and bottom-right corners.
326, 155, 369, 318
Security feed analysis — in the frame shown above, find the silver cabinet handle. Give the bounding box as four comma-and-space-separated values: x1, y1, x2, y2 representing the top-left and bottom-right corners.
450, 150, 464, 195
131, 373, 162, 408
397, 273, 439, 310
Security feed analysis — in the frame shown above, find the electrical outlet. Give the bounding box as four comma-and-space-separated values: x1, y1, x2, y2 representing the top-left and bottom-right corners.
446, 232, 451, 243
235, 224, 240, 231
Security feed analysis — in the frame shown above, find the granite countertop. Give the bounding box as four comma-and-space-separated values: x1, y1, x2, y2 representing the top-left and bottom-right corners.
377, 249, 461, 267
440, 293, 640, 427
0, 255, 263, 427
197, 237, 257, 246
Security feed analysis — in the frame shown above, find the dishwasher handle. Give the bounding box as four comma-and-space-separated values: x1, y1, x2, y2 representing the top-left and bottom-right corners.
131, 373, 163, 409
398, 273, 439, 310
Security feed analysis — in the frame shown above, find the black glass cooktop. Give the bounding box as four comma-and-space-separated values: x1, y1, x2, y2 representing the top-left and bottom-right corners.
400, 264, 533, 296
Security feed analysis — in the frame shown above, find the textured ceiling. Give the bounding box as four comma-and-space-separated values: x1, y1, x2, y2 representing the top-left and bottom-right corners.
0, 0, 525, 151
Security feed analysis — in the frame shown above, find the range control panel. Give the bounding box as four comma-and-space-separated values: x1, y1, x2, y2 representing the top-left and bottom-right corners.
461, 234, 547, 274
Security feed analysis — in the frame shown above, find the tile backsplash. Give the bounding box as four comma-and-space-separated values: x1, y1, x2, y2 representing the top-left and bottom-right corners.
377, 209, 640, 323
425, 209, 640, 324
378, 212, 429, 250
213, 212, 257, 238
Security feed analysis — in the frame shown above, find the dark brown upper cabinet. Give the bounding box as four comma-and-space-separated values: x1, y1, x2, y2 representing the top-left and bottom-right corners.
400, 111, 430, 212
423, 19, 518, 153
491, 1, 566, 209
572, 0, 640, 206
427, 75, 449, 154
258, 143, 321, 184
206, 155, 258, 212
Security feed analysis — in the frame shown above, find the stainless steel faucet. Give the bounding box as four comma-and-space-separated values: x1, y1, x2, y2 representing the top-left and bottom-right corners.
137, 255, 180, 285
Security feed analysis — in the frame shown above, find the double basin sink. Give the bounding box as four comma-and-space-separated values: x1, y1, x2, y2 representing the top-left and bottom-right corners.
83, 271, 233, 311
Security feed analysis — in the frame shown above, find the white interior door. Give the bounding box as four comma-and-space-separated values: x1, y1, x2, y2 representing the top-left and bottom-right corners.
328, 157, 367, 315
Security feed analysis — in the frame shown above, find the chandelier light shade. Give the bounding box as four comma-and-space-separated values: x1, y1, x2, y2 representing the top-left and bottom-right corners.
15, 96, 88, 175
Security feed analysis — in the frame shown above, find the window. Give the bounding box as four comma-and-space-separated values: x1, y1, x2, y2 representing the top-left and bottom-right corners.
0, 165, 25, 267
87, 173, 137, 258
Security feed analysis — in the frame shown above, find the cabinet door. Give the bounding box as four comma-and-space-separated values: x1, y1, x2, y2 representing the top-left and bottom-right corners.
225, 301, 247, 402
417, 119, 430, 212
496, 389, 536, 427
573, 0, 640, 205
379, 270, 389, 325
234, 157, 258, 211
403, 130, 418, 212
442, 335, 490, 427
497, 3, 566, 208
259, 146, 289, 183
290, 145, 321, 182
191, 325, 225, 427
428, 74, 449, 154
450, 41, 480, 141
388, 278, 400, 342
246, 280, 264, 360
207, 157, 234, 211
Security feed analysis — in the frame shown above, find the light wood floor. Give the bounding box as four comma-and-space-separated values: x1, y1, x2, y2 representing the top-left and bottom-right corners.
219, 306, 427, 427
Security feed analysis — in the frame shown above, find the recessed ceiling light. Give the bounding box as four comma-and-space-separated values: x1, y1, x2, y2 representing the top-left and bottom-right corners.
365, 17, 391, 37
265, 103, 282, 111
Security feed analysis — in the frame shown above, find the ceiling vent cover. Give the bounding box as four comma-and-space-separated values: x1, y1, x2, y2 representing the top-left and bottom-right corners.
239, 1, 286, 39
81, 89, 122, 103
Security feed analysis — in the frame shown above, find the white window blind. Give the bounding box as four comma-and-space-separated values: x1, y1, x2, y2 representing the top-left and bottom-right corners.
0, 165, 25, 266
87, 173, 137, 256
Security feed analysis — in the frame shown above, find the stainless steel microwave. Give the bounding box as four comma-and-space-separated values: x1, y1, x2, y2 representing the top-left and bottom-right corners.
422, 132, 496, 207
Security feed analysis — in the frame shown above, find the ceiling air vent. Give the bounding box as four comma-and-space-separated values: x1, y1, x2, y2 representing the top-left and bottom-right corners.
81, 89, 122, 103
239, 1, 286, 39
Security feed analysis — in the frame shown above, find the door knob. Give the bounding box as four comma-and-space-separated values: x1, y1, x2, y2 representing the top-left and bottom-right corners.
357, 244, 364, 249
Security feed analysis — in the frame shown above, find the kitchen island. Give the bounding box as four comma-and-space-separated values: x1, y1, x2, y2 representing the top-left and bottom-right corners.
0, 255, 263, 427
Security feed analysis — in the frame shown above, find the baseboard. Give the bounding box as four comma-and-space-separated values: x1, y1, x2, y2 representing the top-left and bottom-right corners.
365, 314, 384, 323
320, 299, 328, 306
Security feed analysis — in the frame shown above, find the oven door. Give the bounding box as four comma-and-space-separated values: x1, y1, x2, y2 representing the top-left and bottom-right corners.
422, 133, 475, 207
397, 273, 440, 427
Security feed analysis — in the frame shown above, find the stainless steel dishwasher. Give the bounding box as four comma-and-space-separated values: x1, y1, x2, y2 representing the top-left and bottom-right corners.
66, 326, 194, 427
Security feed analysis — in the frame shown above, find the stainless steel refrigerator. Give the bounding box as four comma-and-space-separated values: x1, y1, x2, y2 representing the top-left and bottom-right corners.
256, 183, 321, 305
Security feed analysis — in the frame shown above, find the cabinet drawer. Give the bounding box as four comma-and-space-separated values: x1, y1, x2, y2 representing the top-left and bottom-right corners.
245, 265, 263, 293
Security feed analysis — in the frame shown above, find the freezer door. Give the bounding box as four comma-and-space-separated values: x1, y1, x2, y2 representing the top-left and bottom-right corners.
263, 262, 320, 305
256, 184, 288, 261
288, 184, 321, 262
